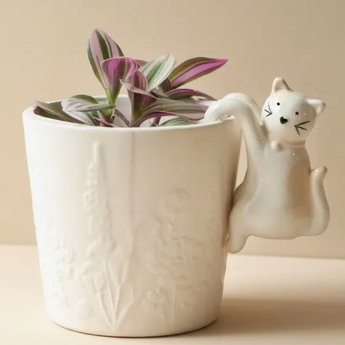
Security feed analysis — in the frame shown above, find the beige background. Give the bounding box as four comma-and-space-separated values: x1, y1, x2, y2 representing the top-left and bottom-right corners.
0, 0, 343, 258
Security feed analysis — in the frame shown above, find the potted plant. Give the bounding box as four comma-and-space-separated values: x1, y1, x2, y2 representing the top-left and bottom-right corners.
23, 29, 242, 337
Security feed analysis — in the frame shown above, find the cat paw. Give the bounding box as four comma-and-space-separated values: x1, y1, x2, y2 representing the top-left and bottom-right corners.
311, 166, 328, 184
270, 141, 282, 151
227, 234, 247, 254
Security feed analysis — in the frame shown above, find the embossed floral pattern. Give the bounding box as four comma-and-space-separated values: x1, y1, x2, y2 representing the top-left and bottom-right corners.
29, 143, 227, 335
29, 168, 75, 311
75, 300, 92, 318
78, 142, 137, 330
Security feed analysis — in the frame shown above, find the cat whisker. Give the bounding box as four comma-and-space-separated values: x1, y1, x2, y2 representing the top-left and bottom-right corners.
294, 121, 310, 135
264, 103, 273, 117
296, 121, 311, 126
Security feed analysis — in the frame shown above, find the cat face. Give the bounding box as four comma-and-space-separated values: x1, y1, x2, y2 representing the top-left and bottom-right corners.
261, 78, 325, 143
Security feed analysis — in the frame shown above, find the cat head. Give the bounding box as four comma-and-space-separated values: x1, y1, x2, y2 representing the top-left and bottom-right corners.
261, 78, 325, 144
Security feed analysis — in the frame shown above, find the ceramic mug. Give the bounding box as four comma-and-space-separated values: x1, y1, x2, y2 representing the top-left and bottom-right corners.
23, 95, 242, 337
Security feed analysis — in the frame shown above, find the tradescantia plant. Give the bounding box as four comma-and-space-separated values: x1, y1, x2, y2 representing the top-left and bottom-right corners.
34, 29, 227, 127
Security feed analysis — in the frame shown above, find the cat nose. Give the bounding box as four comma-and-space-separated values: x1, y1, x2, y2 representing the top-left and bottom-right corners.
280, 116, 288, 124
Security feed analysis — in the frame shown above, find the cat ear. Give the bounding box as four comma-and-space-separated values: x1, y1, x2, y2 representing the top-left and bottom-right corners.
271, 77, 291, 93
308, 98, 326, 116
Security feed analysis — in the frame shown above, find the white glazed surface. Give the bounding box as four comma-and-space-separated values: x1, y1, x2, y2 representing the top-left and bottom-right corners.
204, 78, 330, 254
22, 96, 242, 337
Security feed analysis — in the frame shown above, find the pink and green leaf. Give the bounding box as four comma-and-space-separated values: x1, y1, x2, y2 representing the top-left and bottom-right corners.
32, 101, 84, 123
159, 78, 171, 92
61, 97, 112, 112
93, 118, 115, 127
151, 88, 168, 98
61, 98, 105, 125
133, 59, 147, 66
87, 29, 124, 89
134, 98, 206, 127
112, 108, 130, 127
132, 111, 178, 127
143, 98, 207, 118
159, 117, 199, 126
101, 57, 140, 104
168, 57, 227, 89
70, 94, 99, 104
139, 54, 176, 92
166, 88, 216, 100
122, 71, 156, 123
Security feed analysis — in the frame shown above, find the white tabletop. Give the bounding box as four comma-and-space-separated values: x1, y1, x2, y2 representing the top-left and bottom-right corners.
1, 245, 344, 345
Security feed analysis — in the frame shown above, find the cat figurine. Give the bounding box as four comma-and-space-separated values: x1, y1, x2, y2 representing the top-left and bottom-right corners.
203, 77, 330, 253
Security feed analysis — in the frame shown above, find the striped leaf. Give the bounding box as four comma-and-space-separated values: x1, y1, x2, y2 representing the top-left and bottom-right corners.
159, 78, 171, 92
70, 94, 99, 104
93, 118, 115, 127
139, 54, 176, 92
168, 57, 227, 89
133, 98, 206, 127
32, 101, 84, 123
143, 98, 207, 119
122, 71, 156, 124
160, 117, 198, 126
132, 111, 178, 127
87, 29, 124, 89
134, 59, 147, 66
113, 108, 130, 127
62, 97, 115, 112
166, 88, 216, 100
61, 98, 109, 125
101, 57, 140, 104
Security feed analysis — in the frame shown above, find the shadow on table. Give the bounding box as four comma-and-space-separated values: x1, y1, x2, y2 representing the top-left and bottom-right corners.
188, 297, 345, 337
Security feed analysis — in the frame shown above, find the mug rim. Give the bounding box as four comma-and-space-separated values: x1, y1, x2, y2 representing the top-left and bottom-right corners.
23, 95, 235, 133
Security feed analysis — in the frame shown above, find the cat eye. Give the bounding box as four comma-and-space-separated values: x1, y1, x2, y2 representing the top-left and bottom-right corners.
295, 112, 299, 115
277, 102, 280, 106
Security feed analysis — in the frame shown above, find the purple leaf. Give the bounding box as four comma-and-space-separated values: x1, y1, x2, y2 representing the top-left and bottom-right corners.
87, 29, 124, 89
143, 98, 207, 118
151, 88, 168, 98
151, 116, 162, 126
134, 59, 147, 66
166, 88, 216, 100
93, 118, 115, 127
132, 111, 178, 127
32, 100, 84, 123
123, 71, 156, 123
168, 57, 227, 89
133, 109, 204, 127
160, 78, 171, 92
113, 108, 130, 127
133, 98, 207, 127
101, 57, 140, 103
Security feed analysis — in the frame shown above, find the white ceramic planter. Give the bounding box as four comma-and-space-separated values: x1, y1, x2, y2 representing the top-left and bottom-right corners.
23, 95, 242, 337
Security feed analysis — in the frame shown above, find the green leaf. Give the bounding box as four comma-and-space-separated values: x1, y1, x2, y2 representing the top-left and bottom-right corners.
160, 117, 198, 126
139, 54, 176, 92
76, 103, 115, 112
168, 57, 227, 89
70, 94, 99, 104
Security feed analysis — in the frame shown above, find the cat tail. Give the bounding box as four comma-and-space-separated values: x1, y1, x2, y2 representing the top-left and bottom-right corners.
203, 93, 260, 123
308, 166, 330, 236
203, 93, 266, 152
